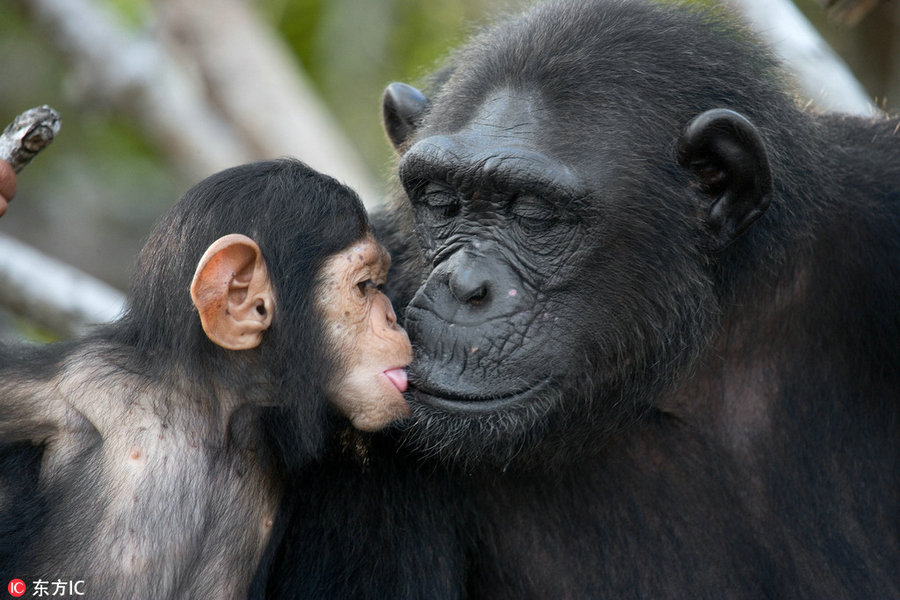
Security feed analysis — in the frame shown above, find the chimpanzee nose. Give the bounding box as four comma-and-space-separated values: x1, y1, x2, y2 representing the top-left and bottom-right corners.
385, 302, 398, 325
410, 243, 524, 326
449, 266, 490, 306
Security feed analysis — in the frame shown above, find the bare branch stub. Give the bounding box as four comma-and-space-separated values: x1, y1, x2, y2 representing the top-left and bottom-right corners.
0, 105, 62, 173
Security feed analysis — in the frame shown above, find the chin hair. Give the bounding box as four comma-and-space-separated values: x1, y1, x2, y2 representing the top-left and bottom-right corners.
398, 385, 564, 470
398, 360, 659, 471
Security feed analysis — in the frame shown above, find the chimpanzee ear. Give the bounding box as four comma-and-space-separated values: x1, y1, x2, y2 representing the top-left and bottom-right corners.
382, 82, 429, 152
677, 108, 773, 251
190, 234, 275, 350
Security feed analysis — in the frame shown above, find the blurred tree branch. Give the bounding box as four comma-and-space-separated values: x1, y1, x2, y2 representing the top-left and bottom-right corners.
13, 0, 380, 205
0, 233, 125, 337
722, 0, 878, 114
14, 0, 252, 182
155, 0, 380, 205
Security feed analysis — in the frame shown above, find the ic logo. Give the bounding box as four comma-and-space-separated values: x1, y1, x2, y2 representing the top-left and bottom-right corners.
7, 579, 26, 597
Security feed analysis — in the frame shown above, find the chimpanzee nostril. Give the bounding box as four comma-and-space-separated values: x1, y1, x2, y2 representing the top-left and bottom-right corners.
449, 267, 491, 306
467, 286, 488, 306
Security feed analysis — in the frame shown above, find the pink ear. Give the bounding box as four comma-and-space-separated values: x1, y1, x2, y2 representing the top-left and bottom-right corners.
190, 234, 275, 350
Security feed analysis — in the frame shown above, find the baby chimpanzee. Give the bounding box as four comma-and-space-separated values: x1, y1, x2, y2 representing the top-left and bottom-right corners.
0, 158, 411, 599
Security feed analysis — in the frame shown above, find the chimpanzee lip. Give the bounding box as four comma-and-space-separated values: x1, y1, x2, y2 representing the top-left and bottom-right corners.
410, 378, 550, 413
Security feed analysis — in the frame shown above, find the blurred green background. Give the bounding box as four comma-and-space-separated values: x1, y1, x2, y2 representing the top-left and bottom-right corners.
0, 0, 897, 295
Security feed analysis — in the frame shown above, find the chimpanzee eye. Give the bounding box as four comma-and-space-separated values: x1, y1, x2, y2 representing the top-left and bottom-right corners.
420, 182, 460, 220
356, 279, 380, 297
511, 195, 559, 232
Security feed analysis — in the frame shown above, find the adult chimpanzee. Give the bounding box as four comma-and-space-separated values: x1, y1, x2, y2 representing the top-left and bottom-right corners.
261, 0, 899, 598
0, 158, 411, 599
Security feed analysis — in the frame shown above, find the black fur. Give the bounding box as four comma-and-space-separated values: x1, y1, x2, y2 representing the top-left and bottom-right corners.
264, 1, 898, 598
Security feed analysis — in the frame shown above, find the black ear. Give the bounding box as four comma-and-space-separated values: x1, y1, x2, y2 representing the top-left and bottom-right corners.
382, 82, 429, 152
677, 109, 773, 251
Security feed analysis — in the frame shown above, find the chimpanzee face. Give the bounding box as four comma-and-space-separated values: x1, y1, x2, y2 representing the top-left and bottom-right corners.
317, 234, 413, 431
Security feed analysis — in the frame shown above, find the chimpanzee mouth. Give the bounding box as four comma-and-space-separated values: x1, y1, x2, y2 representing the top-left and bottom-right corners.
410, 378, 551, 413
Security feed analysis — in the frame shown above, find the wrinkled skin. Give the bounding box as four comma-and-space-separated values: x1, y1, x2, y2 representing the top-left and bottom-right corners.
396, 85, 719, 465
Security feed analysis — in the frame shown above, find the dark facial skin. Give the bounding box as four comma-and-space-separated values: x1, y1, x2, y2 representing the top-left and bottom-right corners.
395, 86, 718, 463
402, 91, 585, 401
396, 92, 582, 458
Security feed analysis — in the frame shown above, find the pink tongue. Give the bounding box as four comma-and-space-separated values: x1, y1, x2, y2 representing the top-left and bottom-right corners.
384, 368, 408, 393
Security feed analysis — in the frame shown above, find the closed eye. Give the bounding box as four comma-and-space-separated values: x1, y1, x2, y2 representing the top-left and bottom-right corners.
511, 195, 559, 231
356, 279, 382, 296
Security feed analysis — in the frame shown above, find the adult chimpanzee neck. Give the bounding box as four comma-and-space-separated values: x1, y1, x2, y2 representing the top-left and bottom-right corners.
262, 0, 897, 598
